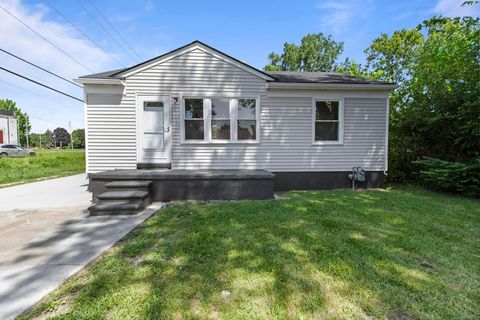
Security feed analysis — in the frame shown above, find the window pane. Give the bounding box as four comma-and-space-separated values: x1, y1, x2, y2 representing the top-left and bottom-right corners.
316, 101, 339, 120
315, 122, 338, 141
144, 101, 164, 111
211, 99, 230, 118
238, 99, 256, 119
238, 120, 256, 140
185, 120, 204, 139
212, 120, 230, 139
185, 99, 203, 119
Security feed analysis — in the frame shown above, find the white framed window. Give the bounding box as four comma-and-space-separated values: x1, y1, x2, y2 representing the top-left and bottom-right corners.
312, 99, 344, 145
181, 96, 260, 143
211, 98, 231, 140
237, 98, 257, 141
184, 98, 205, 140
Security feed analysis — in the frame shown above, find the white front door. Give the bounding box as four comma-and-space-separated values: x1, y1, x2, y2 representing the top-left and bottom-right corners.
137, 96, 171, 164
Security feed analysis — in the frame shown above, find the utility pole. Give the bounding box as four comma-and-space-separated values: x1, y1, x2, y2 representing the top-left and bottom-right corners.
68, 121, 73, 149
25, 118, 30, 148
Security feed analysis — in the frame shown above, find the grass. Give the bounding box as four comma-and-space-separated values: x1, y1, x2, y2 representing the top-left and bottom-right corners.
19, 186, 479, 320
0, 149, 85, 186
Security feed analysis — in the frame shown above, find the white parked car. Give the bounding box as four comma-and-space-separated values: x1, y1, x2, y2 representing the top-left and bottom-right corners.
0, 144, 36, 157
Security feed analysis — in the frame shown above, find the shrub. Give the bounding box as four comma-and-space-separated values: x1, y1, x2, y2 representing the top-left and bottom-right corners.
413, 157, 480, 197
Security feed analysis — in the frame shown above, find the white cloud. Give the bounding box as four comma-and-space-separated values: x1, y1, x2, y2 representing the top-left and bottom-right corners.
433, 0, 480, 17
0, 0, 122, 132
316, 0, 373, 35
0, 0, 117, 78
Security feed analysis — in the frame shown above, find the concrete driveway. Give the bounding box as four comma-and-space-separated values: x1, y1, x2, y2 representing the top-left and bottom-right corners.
0, 174, 162, 319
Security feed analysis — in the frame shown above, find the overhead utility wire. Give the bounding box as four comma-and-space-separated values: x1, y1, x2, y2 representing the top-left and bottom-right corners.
74, 0, 138, 63
43, 0, 123, 67
87, 0, 142, 61
0, 48, 82, 88
0, 66, 84, 102
0, 78, 82, 110
0, 5, 94, 73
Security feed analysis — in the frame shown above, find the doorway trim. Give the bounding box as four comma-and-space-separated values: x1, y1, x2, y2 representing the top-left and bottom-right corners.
135, 94, 171, 165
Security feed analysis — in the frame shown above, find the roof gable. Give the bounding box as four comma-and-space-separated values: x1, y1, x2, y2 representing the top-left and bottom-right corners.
111, 41, 275, 81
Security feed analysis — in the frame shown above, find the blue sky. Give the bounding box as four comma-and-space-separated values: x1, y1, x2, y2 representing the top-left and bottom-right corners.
0, 0, 478, 133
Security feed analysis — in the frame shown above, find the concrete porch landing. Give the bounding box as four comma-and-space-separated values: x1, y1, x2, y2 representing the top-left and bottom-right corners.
90, 169, 275, 203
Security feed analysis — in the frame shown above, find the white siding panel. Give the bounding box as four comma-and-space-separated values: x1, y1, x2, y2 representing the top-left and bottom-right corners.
85, 93, 137, 172
172, 97, 387, 171
85, 47, 387, 173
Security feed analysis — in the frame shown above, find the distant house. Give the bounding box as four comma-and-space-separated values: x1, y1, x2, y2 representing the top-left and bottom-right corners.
75, 41, 394, 198
0, 110, 18, 145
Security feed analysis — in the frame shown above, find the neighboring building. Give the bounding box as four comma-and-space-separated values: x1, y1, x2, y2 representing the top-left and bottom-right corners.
75, 41, 394, 191
0, 110, 18, 145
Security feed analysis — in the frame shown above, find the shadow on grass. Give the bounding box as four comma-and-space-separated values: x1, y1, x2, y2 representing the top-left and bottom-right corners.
18, 187, 480, 319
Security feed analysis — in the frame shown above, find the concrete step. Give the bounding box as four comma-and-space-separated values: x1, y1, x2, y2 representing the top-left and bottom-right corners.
97, 190, 151, 207
105, 180, 152, 191
98, 190, 149, 201
89, 201, 144, 216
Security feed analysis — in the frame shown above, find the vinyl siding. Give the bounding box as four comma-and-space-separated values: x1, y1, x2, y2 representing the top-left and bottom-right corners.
173, 97, 387, 171
84, 48, 388, 173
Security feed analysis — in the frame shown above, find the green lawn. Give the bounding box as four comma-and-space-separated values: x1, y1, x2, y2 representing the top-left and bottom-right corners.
0, 149, 85, 186
20, 186, 479, 320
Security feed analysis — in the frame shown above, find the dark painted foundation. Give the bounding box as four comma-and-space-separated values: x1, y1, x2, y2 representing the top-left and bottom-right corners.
90, 169, 275, 202
90, 169, 385, 203
273, 171, 385, 191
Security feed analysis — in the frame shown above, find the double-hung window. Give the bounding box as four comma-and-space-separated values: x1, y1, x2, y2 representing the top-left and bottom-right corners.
183, 97, 259, 143
237, 99, 257, 140
211, 98, 231, 140
184, 98, 204, 140
313, 99, 343, 144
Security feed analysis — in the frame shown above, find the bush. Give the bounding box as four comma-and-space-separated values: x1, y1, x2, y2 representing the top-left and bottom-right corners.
413, 157, 480, 197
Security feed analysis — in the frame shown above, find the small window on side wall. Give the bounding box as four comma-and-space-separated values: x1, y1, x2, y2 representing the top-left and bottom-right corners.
237, 99, 256, 140
314, 100, 341, 143
184, 98, 204, 140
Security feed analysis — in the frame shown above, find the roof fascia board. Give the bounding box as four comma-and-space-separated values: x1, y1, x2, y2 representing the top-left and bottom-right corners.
267, 82, 396, 91
73, 78, 124, 86
117, 43, 275, 81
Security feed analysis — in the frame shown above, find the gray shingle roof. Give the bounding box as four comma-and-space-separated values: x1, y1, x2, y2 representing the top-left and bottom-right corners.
78, 68, 125, 79
266, 71, 391, 85
78, 41, 393, 86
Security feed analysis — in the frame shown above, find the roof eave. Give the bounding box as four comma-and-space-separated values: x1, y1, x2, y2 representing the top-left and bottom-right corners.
267, 82, 397, 90
73, 78, 125, 86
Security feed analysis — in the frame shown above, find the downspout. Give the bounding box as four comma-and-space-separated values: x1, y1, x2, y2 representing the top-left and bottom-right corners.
384, 96, 390, 176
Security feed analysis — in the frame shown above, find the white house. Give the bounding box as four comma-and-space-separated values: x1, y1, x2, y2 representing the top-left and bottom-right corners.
0, 110, 18, 145
75, 40, 394, 207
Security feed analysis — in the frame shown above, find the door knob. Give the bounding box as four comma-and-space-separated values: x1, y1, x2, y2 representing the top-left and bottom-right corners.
164, 126, 170, 132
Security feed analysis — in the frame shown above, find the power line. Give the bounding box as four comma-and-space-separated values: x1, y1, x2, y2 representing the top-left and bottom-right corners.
73, 0, 138, 63
0, 48, 82, 88
0, 78, 82, 110
0, 66, 84, 102
43, 0, 123, 67
87, 0, 142, 61
0, 5, 94, 73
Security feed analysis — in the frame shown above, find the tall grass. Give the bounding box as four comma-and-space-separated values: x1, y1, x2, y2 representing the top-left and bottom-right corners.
0, 149, 85, 185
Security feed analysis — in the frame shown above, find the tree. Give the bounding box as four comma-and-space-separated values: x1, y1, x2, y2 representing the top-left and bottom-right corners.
29, 130, 55, 148
0, 99, 31, 146
53, 127, 71, 148
364, 17, 480, 180
264, 33, 344, 72
71, 129, 85, 149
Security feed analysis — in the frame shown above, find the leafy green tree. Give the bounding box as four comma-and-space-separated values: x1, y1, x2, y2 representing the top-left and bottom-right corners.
71, 129, 85, 149
264, 33, 344, 72
0, 99, 31, 146
365, 17, 480, 181
29, 130, 55, 148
